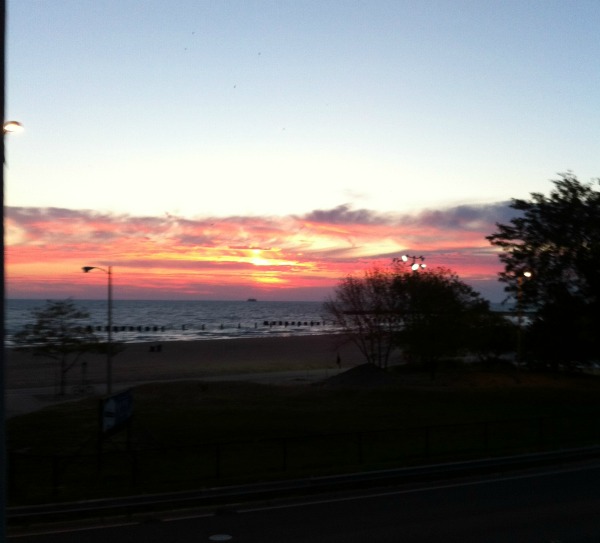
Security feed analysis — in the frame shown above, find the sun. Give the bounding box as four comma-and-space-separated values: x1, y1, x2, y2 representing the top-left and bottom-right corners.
250, 249, 271, 267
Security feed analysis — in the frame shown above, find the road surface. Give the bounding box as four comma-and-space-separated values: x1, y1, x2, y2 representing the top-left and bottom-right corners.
9, 462, 600, 542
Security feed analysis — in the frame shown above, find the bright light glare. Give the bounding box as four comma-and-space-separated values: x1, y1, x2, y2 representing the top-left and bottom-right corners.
523, 271, 532, 278
3, 121, 24, 133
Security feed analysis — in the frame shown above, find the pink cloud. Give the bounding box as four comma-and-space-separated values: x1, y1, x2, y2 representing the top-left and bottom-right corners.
5, 203, 511, 301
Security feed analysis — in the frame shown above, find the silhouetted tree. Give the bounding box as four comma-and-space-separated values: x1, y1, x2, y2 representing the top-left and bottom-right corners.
487, 172, 600, 367
391, 263, 491, 378
324, 261, 492, 374
324, 267, 401, 368
468, 311, 517, 365
13, 299, 99, 395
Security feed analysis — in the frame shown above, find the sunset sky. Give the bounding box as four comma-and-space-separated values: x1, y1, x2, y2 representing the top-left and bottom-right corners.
5, 1, 599, 302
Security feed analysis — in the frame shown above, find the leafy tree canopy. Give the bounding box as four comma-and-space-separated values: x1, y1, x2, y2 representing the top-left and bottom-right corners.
390, 264, 491, 372
324, 261, 495, 372
487, 172, 600, 306
487, 172, 600, 365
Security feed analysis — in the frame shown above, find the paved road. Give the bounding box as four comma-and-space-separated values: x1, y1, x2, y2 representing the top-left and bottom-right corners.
10, 462, 600, 542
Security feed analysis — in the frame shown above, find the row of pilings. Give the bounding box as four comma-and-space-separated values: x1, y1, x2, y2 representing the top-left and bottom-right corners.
84, 320, 326, 334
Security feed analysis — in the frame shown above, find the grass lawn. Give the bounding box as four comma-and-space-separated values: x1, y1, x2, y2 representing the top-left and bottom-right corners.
7, 365, 600, 504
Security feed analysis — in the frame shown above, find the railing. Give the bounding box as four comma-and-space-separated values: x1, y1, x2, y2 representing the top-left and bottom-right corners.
9, 412, 600, 504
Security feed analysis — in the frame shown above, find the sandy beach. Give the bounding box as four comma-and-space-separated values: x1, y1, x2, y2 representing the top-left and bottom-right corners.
6, 334, 364, 391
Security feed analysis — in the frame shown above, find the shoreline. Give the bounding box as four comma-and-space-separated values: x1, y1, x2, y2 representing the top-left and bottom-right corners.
6, 334, 364, 390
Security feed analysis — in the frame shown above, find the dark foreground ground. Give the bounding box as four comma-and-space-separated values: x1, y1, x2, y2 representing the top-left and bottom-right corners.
7, 358, 600, 507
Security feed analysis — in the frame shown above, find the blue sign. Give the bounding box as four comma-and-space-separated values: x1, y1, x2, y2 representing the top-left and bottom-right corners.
101, 389, 133, 435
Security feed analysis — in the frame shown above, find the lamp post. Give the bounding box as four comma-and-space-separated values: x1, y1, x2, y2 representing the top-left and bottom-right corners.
2, 0, 26, 529
2, 109, 24, 543
82, 266, 113, 395
2, 0, 25, 534
516, 270, 532, 370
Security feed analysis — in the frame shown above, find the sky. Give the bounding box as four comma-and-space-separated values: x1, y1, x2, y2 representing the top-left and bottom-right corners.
4, 0, 600, 302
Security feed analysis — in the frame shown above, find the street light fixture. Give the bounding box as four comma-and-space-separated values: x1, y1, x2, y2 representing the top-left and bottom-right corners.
516, 270, 533, 370
82, 266, 113, 395
2, 114, 22, 539
3, 120, 23, 133
401, 254, 427, 271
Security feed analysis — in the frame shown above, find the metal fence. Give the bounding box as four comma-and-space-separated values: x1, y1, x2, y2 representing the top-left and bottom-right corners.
9, 412, 600, 504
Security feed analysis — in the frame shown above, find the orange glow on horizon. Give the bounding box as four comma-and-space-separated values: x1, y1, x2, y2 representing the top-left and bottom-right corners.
5, 205, 508, 301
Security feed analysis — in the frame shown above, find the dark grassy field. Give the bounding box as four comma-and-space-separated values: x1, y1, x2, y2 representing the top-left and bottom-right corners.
7, 365, 600, 504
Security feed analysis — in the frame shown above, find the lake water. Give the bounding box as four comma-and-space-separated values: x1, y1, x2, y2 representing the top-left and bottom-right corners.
5, 299, 339, 346
5, 299, 511, 347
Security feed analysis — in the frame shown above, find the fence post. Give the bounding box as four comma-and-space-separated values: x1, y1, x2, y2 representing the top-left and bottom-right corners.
281, 438, 288, 472
482, 421, 489, 454
130, 450, 138, 487
52, 455, 60, 497
356, 432, 364, 464
423, 426, 430, 458
215, 443, 222, 479
8, 451, 16, 498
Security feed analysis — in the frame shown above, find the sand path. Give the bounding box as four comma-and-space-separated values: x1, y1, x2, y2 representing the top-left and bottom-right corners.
5, 334, 364, 417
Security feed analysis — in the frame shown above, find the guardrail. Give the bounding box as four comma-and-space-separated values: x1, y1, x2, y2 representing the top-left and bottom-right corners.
9, 445, 600, 525
8, 411, 600, 508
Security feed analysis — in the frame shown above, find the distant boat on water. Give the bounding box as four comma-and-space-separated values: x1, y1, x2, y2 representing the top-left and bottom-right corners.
247, 298, 258, 302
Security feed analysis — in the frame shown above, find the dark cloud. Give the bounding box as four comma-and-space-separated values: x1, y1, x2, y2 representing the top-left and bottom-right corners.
7, 202, 516, 229
301, 204, 393, 225
406, 202, 515, 231
299, 202, 516, 230
6, 202, 514, 261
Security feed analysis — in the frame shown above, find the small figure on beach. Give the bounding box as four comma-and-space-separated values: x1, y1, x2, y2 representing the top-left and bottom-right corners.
336, 353, 341, 368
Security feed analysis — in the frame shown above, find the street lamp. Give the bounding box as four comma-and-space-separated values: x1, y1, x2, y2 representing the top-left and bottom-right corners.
3, 120, 23, 133
82, 266, 113, 395
516, 270, 533, 370
401, 254, 427, 271
2, 113, 23, 539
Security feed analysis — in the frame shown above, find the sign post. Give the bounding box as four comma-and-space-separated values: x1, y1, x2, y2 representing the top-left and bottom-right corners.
98, 389, 134, 467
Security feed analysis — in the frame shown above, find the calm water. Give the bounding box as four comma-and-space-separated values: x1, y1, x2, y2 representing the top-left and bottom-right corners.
5, 299, 339, 346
